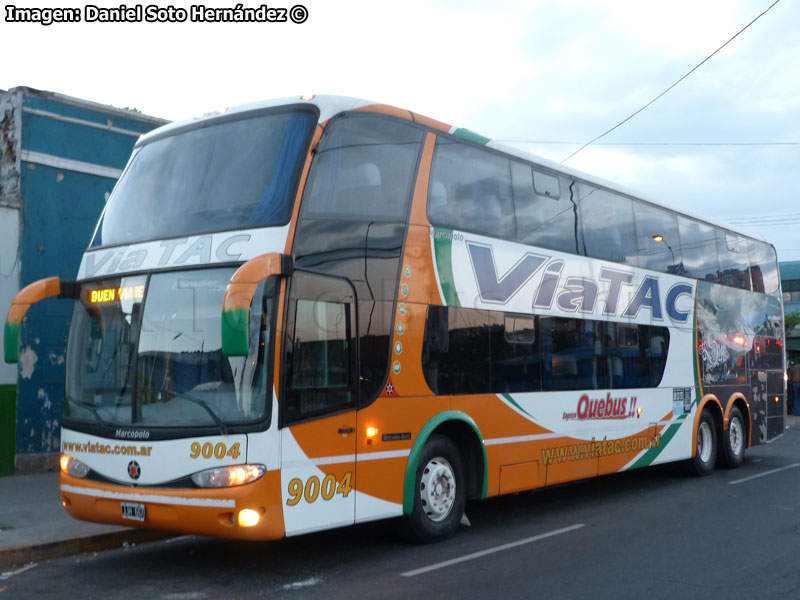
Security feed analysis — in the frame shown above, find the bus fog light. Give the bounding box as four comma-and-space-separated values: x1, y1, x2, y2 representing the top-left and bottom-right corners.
191, 464, 266, 488
238, 509, 260, 527
60, 454, 89, 478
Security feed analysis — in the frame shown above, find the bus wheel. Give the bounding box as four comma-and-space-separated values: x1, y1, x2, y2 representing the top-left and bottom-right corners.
404, 435, 465, 543
719, 406, 746, 468
690, 410, 717, 476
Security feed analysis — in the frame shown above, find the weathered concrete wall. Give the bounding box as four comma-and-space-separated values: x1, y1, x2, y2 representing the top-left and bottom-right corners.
4, 87, 167, 473
0, 91, 22, 474
0, 89, 21, 210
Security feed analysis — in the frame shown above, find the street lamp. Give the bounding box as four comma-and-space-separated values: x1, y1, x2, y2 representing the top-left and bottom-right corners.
652, 234, 677, 272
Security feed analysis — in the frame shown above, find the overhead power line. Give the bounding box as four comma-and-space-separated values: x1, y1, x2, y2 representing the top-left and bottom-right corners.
499, 140, 800, 147
726, 211, 800, 222
732, 221, 800, 228
727, 217, 800, 226
560, 0, 783, 165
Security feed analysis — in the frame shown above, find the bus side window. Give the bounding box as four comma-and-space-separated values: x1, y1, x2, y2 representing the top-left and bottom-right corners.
490, 314, 541, 393
512, 162, 579, 255
606, 322, 649, 389
428, 138, 514, 239
648, 327, 669, 387
301, 114, 424, 222
717, 231, 751, 290
578, 184, 638, 267
541, 317, 605, 391
748, 240, 779, 294
428, 180, 449, 224
633, 201, 683, 275
422, 305, 493, 395
677, 217, 719, 283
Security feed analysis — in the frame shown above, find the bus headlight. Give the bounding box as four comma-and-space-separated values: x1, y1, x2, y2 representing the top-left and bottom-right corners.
191, 464, 266, 488
60, 454, 90, 478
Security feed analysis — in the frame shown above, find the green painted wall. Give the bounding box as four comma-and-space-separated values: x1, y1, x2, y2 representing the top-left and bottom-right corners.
0, 385, 15, 476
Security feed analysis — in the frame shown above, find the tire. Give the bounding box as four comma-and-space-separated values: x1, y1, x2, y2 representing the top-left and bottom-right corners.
403, 434, 466, 543
690, 409, 717, 476
719, 406, 746, 468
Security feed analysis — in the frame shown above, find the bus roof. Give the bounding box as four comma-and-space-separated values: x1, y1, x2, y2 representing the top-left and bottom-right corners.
137, 94, 770, 248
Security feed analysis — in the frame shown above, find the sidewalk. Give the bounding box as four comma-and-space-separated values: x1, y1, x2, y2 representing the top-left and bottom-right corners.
0, 471, 171, 569
3, 416, 800, 570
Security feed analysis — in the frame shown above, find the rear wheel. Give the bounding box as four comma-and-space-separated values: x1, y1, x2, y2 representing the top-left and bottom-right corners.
690, 409, 717, 476
403, 435, 465, 543
719, 406, 746, 468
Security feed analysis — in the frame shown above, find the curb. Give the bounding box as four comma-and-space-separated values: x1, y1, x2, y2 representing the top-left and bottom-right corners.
0, 528, 175, 570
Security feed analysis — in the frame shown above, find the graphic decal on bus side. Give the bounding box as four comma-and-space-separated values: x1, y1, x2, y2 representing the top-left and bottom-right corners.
280, 429, 402, 537
696, 280, 783, 384
562, 392, 640, 421
78, 226, 291, 278
61, 428, 248, 485
540, 433, 662, 467
430, 227, 696, 327
429, 227, 702, 471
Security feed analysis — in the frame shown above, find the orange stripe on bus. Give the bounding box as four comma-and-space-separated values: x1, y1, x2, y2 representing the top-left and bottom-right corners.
355, 104, 451, 133
59, 470, 285, 540
409, 132, 436, 227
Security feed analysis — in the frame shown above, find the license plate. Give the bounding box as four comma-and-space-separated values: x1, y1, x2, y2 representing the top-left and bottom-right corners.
121, 502, 145, 522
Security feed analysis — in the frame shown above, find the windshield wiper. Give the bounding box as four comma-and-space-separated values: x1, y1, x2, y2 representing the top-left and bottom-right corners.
161, 389, 229, 435
66, 398, 110, 428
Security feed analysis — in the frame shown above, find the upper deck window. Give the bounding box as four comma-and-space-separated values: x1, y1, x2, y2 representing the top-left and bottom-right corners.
92, 106, 316, 247
579, 184, 638, 267
428, 138, 515, 238
748, 239, 779, 294
301, 113, 424, 221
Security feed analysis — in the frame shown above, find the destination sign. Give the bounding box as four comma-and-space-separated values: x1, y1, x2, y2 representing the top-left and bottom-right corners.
89, 285, 145, 304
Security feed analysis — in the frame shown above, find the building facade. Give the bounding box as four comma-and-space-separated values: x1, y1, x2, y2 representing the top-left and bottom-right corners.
0, 87, 166, 474
780, 261, 800, 364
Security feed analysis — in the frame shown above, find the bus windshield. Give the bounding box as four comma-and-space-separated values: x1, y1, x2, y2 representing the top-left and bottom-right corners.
65, 268, 273, 429
91, 107, 316, 247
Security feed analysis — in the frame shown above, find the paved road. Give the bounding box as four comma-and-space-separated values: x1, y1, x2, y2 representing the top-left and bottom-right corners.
5, 429, 800, 599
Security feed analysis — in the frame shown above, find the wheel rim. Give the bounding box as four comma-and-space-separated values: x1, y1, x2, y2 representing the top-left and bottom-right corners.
729, 416, 744, 457
419, 456, 456, 522
698, 421, 713, 464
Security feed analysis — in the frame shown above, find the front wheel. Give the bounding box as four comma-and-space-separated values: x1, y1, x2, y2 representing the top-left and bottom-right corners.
690, 409, 717, 476
403, 435, 466, 543
719, 406, 746, 468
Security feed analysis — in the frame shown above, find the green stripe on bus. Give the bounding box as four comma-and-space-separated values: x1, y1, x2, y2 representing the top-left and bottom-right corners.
501, 393, 535, 420
221, 309, 250, 356
693, 291, 701, 407
453, 128, 491, 145
4, 322, 20, 364
433, 229, 461, 307
403, 411, 488, 515
630, 421, 682, 469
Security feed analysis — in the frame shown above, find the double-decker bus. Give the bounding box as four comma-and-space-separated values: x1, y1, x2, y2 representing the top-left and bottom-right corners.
5, 96, 785, 542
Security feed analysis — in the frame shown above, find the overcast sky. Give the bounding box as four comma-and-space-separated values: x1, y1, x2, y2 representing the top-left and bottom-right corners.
3, 0, 798, 261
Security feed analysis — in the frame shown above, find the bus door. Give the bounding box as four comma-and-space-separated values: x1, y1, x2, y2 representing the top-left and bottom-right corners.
280, 272, 358, 536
